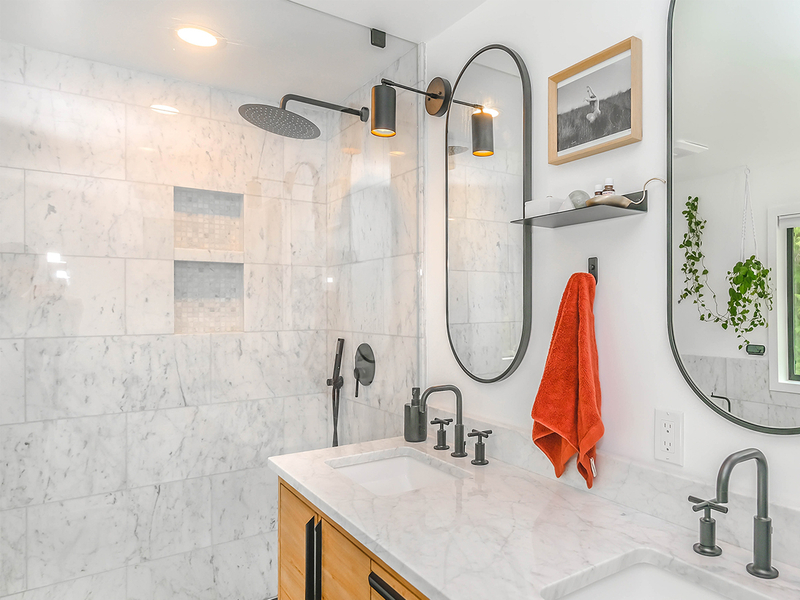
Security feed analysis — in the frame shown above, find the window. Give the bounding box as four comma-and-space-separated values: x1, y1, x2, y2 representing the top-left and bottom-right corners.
788, 227, 800, 380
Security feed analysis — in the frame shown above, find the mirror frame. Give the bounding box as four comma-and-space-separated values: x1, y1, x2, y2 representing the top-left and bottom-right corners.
444, 44, 533, 383
666, 0, 800, 435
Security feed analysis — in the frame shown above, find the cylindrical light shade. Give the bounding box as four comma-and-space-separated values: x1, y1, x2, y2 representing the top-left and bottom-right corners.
371, 84, 396, 137
471, 110, 494, 156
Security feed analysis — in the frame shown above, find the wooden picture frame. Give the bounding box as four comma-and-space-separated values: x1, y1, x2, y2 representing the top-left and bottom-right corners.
548, 37, 642, 165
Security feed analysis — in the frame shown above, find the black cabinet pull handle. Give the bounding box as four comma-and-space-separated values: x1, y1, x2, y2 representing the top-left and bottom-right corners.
369, 572, 407, 600
314, 520, 322, 600
305, 518, 315, 600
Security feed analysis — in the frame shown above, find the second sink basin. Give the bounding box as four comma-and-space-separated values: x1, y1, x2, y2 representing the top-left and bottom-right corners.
556, 562, 731, 600
327, 447, 471, 496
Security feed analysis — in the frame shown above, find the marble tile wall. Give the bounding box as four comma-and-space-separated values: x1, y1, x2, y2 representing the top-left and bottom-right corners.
0, 40, 336, 599
325, 46, 424, 446
683, 354, 800, 428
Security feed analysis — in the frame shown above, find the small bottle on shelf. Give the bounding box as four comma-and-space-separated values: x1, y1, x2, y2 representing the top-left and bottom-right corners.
594, 184, 603, 197
602, 178, 615, 195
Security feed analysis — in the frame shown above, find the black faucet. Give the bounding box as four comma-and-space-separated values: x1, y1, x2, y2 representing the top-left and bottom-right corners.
714, 448, 778, 579
404, 385, 466, 457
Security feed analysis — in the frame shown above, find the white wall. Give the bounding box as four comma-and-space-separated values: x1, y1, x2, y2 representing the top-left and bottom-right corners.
424, 0, 800, 508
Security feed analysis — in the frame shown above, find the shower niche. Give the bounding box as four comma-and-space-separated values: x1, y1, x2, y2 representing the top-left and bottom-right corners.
173, 187, 245, 333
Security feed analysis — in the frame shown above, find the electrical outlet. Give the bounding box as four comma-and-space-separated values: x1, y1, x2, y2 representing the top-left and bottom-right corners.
655, 409, 684, 466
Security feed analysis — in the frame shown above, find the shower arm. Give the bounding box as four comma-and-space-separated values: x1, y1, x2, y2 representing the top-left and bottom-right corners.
380, 78, 482, 110
280, 94, 369, 122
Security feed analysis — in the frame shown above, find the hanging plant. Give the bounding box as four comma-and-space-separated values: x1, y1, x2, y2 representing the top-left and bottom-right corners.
679, 195, 773, 350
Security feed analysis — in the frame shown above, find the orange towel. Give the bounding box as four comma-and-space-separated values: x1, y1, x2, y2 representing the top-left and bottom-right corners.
532, 273, 603, 488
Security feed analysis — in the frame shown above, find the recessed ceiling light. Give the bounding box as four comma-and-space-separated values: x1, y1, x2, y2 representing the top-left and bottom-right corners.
176, 26, 225, 48
150, 104, 179, 115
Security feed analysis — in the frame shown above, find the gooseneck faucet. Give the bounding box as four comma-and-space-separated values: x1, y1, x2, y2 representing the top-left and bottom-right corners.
404, 385, 467, 457
715, 448, 778, 579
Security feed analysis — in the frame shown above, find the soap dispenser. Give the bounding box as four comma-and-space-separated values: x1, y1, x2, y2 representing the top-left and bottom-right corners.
404, 387, 427, 442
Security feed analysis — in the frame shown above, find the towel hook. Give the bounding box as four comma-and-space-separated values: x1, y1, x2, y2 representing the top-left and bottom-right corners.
588, 257, 598, 284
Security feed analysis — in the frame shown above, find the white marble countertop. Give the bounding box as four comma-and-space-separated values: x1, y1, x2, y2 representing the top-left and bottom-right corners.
268, 437, 800, 600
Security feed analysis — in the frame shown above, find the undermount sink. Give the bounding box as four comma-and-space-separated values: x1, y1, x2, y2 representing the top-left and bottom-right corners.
556, 563, 730, 600
542, 550, 747, 600
326, 447, 471, 496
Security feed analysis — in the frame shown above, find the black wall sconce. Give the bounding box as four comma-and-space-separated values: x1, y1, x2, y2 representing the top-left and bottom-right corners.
371, 77, 493, 156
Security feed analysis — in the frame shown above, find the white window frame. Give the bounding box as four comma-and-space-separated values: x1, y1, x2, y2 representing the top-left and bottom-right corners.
767, 205, 800, 393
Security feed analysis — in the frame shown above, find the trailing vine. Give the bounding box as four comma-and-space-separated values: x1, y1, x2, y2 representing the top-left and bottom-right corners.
679, 195, 773, 350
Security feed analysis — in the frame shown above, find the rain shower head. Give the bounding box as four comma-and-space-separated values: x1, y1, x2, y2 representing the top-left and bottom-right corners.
239, 104, 320, 139
239, 94, 369, 139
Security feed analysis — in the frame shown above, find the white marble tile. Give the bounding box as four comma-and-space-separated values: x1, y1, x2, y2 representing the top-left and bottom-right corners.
126, 259, 174, 335
290, 201, 326, 266
384, 254, 419, 337
768, 404, 800, 428
211, 467, 278, 544
0, 82, 126, 179
465, 167, 523, 223
448, 270, 469, 324
326, 196, 354, 265
681, 354, 727, 397
287, 266, 326, 331
211, 331, 326, 402
126, 399, 285, 487
243, 264, 284, 331
27, 491, 136, 587
350, 187, 392, 262
24, 171, 173, 259
26, 334, 210, 419
0, 508, 26, 596
339, 397, 394, 445
448, 218, 508, 272
0, 253, 125, 338
0, 339, 25, 425
0, 40, 24, 83
284, 137, 326, 198
24, 46, 211, 117
726, 356, 770, 403
0, 167, 25, 253
126, 105, 265, 192
327, 261, 385, 334
388, 169, 419, 258
127, 548, 216, 600
130, 478, 212, 561
213, 532, 278, 600
3, 569, 127, 600
0, 415, 126, 510
467, 271, 521, 323
283, 394, 330, 454
243, 195, 290, 265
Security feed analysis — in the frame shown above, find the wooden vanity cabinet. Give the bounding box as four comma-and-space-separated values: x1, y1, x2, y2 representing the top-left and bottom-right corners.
278, 480, 428, 600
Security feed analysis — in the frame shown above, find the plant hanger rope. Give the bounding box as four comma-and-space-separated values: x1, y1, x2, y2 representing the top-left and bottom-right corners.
740, 167, 758, 261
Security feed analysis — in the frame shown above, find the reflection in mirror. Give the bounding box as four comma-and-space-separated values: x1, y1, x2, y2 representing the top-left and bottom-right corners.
446, 46, 531, 382
670, 0, 800, 432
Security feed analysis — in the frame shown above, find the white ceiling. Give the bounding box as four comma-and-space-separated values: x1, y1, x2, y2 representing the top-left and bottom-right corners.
0, 0, 478, 103
291, 0, 486, 43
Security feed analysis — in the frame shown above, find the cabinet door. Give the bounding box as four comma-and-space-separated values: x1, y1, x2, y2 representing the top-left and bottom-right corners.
369, 563, 424, 600
279, 484, 318, 600
321, 519, 371, 600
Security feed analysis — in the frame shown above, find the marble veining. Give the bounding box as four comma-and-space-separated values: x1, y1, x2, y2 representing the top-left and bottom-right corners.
0, 253, 126, 338
0, 81, 126, 179
24, 171, 173, 259
270, 437, 800, 600
0, 166, 24, 253
25, 334, 211, 419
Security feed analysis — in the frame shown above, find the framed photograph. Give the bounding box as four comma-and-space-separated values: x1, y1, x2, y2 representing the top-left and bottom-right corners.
548, 37, 642, 165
